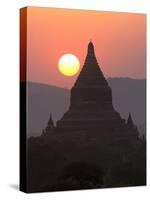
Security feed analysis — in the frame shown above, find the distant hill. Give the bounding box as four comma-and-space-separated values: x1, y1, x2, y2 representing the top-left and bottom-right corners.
26, 78, 146, 137
27, 82, 70, 137
108, 77, 146, 125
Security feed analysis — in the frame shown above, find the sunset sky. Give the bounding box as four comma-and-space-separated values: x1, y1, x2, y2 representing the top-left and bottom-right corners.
26, 7, 146, 88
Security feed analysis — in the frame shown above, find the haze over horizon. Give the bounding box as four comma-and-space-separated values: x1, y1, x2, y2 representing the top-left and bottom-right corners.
27, 76, 146, 90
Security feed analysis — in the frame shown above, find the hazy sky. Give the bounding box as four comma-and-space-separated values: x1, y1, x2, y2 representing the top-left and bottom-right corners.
26, 7, 146, 88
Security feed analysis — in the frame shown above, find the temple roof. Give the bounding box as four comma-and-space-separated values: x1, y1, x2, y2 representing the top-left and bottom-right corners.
127, 113, 135, 128
74, 42, 108, 88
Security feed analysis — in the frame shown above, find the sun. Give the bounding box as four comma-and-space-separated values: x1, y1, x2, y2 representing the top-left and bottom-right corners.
58, 54, 80, 76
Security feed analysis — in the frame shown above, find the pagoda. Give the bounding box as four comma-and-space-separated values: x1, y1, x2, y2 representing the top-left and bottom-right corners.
55, 42, 139, 145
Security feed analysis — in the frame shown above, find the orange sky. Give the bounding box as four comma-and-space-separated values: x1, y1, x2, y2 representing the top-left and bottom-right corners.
26, 7, 146, 88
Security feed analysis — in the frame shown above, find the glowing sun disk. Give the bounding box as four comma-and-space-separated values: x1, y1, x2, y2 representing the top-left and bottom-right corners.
58, 54, 80, 76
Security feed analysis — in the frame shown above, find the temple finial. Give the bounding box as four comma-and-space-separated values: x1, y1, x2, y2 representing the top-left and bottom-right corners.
88, 41, 94, 54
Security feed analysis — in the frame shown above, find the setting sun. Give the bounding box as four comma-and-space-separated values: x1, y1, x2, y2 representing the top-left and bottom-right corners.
58, 54, 80, 76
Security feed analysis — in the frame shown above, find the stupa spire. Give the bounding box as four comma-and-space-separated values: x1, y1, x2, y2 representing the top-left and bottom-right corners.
87, 41, 95, 55
84, 41, 99, 67
73, 41, 108, 88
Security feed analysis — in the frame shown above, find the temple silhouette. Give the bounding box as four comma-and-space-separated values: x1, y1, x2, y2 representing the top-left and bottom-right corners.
27, 42, 145, 192
43, 42, 139, 149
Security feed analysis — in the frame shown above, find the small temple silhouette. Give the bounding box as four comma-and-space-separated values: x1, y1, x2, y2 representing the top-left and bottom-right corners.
43, 42, 139, 162
42, 113, 55, 135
